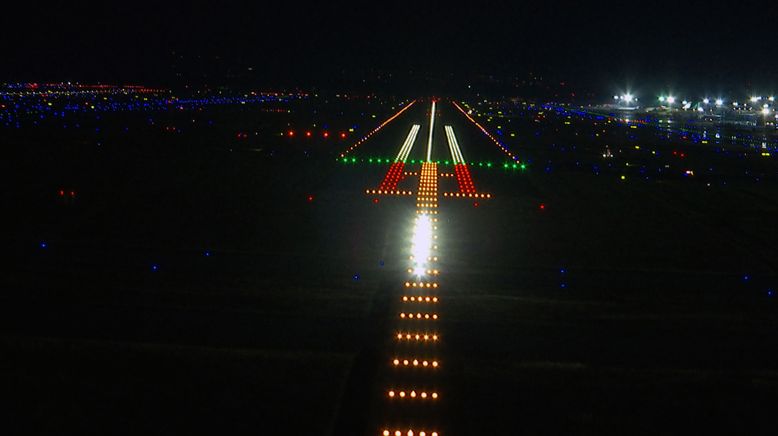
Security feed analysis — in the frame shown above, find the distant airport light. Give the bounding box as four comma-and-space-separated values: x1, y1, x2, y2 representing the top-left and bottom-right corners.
715, 99, 724, 106
703, 98, 710, 104
622, 93, 634, 103
658, 96, 666, 102
666, 96, 676, 104
750, 96, 761, 103
770, 96, 775, 102
762, 107, 771, 115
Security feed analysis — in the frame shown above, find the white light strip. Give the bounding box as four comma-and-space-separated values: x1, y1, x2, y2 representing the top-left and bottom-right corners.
444, 126, 464, 164
445, 126, 457, 164
395, 124, 421, 162
426, 101, 436, 162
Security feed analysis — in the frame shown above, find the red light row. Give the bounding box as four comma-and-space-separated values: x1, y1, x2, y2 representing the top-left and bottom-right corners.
378, 162, 406, 192
454, 163, 476, 194
286, 130, 347, 138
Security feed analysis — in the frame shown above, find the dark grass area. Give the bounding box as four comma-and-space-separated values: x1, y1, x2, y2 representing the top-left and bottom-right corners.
3, 97, 778, 435
3, 336, 352, 435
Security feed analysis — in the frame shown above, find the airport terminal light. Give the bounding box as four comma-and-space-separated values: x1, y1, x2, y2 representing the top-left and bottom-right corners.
666, 96, 676, 104
762, 107, 771, 116
658, 96, 666, 103
770, 96, 775, 102
750, 96, 761, 103
715, 98, 724, 106
703, 98, 710, 104
622, 93, 634, 103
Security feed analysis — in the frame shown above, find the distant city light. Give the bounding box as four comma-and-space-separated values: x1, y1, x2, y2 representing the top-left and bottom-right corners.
715, 98, 724, 106
702, 98, 710, 104
666, 96, 676, 104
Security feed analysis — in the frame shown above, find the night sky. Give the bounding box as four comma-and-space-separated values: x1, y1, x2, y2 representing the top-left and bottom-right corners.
4, 1, 777, 94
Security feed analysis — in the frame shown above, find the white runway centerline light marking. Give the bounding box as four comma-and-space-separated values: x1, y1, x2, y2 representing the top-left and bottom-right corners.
426, 101, 436, 162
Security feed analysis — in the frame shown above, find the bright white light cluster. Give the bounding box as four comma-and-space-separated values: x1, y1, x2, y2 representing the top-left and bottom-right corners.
411, 215, 433, 277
